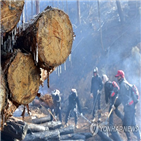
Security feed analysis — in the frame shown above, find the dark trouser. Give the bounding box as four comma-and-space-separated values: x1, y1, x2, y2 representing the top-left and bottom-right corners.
123, 104, 140, 141
110, 130, 123, 141
109, 98, 123, 141
51, 107, 62, 122
97, 130, 113, 141
109, 98, 124, 126
65, 106, 77, 125
93, 93, 101, 118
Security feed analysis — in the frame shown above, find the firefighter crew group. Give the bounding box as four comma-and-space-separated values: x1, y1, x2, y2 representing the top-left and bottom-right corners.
48, 67, 141, 141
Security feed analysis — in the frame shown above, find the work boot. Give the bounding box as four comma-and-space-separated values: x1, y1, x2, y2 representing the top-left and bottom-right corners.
92, 118, 96, 122
75, 124, 79, 129
64, 123, 68, 127
127, 137, 132, 141
98, 118, 101, 122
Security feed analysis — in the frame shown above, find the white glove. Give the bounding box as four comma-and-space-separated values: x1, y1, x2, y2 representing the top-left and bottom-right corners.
74, 108, 77, 112
80, 113, 83, 116
97, 90, 100, 94
112, 105, 115, 110
90, 93, 93, 98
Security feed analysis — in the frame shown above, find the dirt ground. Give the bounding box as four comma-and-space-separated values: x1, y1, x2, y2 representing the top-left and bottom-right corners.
17, 103, 141, 141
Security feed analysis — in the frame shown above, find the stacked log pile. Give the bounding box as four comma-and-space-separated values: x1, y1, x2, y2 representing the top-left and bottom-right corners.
1, 0, 74, 127
1, 116, 93, 141
1, 117, 28, 141
24, 116, 93, 141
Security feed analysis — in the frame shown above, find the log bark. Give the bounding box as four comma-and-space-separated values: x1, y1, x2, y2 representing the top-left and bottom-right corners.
1, 51, 13, 64
60, 140, 85, 141
32, 115, 51, 124
0, 67, 6, 114
79, 132, 93, 139
41, 121, 62, 130
7, 50, 41, 105
60, 133, 86, 140
24, 130, 60, 141
1, 117, 28, 141
2, 100, 19, 126
15, 6, 74, 70
1, 0, 24, 35
58, 125, 74, 135
27, 123, 49, 133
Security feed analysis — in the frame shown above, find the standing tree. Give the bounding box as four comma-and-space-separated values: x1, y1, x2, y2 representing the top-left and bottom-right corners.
116, 0, 124, 23
77, 0, 81, 24
36, 0, 40, 14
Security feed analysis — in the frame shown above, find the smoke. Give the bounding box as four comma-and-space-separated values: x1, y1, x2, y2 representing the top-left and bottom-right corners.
122, 46, 141, 90
22, 1, 141, 116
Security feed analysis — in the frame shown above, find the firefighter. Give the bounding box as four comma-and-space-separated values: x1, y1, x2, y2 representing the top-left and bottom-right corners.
90, 67, 103, 121
51, 89, 62, 122
102, 74, 124, 125
102, 74, 123, 141
115, 70, 141, 141
65, 89, 82, 128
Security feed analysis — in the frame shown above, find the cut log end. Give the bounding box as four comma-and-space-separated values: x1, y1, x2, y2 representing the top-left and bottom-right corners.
1, 0, 24, 35
37, 8, 73, 68
7, 51, 41, 105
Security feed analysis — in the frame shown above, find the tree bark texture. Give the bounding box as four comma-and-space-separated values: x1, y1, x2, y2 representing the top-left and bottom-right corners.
0, 67, 6, 114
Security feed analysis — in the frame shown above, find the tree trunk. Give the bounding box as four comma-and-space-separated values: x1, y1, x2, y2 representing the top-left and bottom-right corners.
36, 0, 40, 14
27, 123, 49, 133
0, 67, 6, 114
7, 50, 41, 105
79, 132, 93, 139
1, 0, 24, 36
41, 121, 62, 130
60, 133, 86, 140
1, 51, 13, 63
15, 6, 74, 70
24, 130, 60, 141
1, 117, 28, 141
116, 0, 124, 23
2, 100, 19, 127
77, 0, 81, 24
32, 115, 51, 124
31, 0, 34, 18
128, 1, 138, 17
58, 125, 74, 135
0, 99, 19, 131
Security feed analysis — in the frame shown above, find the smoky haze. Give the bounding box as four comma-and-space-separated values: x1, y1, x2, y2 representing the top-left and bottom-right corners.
19, 0, 141, 137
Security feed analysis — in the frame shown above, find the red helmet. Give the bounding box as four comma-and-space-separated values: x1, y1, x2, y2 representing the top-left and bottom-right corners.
115, 70, 125, 78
